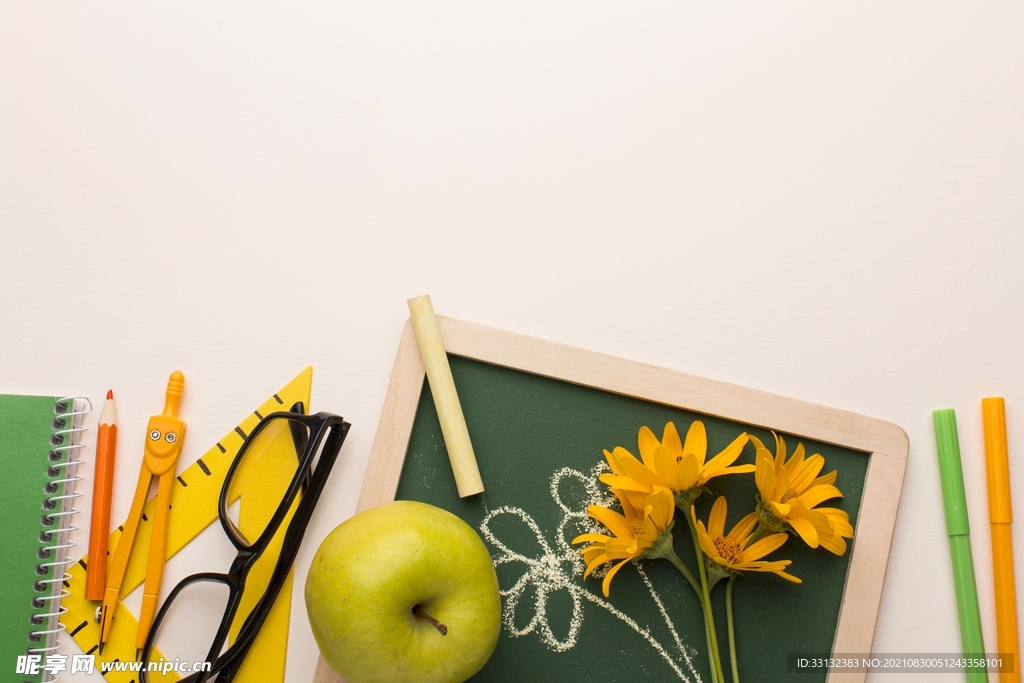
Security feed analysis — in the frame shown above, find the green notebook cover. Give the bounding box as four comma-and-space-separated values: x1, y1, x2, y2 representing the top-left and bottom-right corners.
0, 395, 80, 683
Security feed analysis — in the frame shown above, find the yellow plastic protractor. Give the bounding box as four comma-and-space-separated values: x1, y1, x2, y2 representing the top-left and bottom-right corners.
61, 367, 313, 683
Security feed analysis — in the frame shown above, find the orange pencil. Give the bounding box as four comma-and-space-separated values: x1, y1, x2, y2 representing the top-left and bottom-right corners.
982, 397, 1020, 683
86, 390, 117, 601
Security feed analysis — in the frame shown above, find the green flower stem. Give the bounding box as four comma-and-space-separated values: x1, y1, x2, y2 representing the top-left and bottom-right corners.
685, 512, 726, 683
646, 525, 714, 680
662, 549, 718, 683
703, 609, 720, 683
726, 576, 739, 683
662, 548, 700, 595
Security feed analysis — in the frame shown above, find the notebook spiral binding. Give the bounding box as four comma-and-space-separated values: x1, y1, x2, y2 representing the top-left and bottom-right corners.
27, 396, 90, 681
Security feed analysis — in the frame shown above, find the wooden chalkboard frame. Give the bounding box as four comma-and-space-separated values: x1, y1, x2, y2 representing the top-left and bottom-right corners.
312, 316, 909, 683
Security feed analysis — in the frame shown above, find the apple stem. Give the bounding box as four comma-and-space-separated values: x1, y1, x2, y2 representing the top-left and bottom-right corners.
413, 605, 448, 636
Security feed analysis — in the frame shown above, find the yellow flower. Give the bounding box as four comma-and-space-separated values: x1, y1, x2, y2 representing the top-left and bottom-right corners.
693, 497, 801, 583
599, 421, 753, 499
752, 434, 854, 555
572, 486, 676, 597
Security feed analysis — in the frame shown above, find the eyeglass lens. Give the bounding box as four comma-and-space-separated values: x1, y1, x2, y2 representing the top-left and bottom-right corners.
224, 416, 310, 548
147, 578, 232, 680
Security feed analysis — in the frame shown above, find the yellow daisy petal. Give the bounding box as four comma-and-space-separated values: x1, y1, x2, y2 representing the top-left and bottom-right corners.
587, 505, 632, 539
818, 533, 847, 556
715, 464, 757, 477
637, 425, 661, 470
708, 496, 728, 540
784, 442, 807, 478
773, 569, 802, 583
755, 450, 776, 503
800, 484, 843, 510
773, 433, 787, 468
676, 452, 702, 491
741, 533, 788, 563
701, 433, 750, 480
651, 445, 678, 484
604, 448, 625, 476
730, 512, 760, 546
695, 520, 719, 560
619, 488, 652, 515
583, 552, 609, 577
812, 470, 838, 488
619, 450, 670, 489
820, 508, 853, 536
572, 533, 611, 545
733, 559, 790, 572
771, 465, 791, 504
748, 434, 768, 453
787, 515, 820, 548
649, 487, 676, 529
788, 453, 825, 494
598, 473, 651, 492
606, 538, 637, 558
602, 557, 634, 597
683, 420, 708, 466
611, 488, 641, 521
662, 421, 683, 459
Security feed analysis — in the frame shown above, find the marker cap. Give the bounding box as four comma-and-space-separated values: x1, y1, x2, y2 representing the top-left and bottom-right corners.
934, 409, 971, 536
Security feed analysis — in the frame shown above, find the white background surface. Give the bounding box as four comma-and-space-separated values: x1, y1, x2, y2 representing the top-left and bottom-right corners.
2, 3, 1023, 682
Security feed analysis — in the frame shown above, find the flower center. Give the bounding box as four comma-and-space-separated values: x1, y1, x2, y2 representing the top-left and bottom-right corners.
630, 518, 646, 537
713, 536, 743, 565
780, 489, 798, 503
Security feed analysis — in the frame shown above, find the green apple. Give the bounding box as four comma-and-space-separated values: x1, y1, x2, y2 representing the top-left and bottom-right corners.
305, 500, 501, 683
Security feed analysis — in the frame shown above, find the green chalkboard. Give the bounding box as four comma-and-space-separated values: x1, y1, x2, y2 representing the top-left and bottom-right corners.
395, 357, 868, 683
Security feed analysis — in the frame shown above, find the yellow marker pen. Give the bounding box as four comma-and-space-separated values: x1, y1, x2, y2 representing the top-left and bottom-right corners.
983, 398, 1020, 683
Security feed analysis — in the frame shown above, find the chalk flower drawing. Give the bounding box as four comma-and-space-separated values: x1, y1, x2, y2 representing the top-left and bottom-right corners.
478, 463, 703, 682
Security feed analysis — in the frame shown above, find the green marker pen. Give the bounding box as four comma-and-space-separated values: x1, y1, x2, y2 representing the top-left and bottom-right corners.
934, 409, 989, 683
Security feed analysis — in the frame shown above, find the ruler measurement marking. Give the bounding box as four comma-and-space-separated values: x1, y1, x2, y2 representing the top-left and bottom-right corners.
196, 458, 211, 476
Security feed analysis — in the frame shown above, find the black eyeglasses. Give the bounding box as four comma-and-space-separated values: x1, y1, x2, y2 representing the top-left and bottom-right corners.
141, 404, 350, 683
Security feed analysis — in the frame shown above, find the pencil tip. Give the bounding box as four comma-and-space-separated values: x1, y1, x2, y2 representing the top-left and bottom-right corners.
98, 642, 104, 656
107, 389, 113, 400
135, 649, 142, 661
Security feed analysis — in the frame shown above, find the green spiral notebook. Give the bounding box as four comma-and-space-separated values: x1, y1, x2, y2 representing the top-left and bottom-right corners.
0, 395, 89, 683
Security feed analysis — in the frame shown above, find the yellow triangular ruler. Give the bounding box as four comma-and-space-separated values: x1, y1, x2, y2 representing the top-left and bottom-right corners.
61, 367, 313, 682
